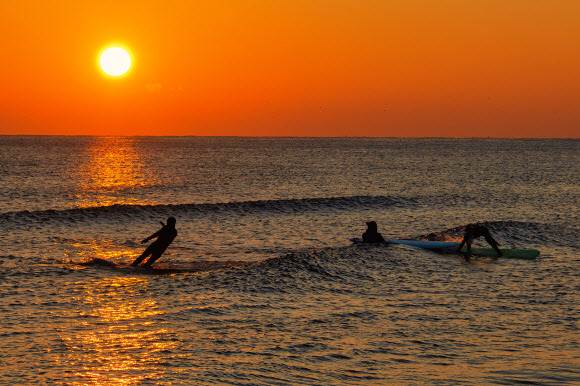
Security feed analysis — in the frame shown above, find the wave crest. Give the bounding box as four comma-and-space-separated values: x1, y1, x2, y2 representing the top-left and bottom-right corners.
0, 195, 416, 224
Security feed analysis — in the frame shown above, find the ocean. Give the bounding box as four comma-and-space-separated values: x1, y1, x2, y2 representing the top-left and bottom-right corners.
0, 136, 578, 385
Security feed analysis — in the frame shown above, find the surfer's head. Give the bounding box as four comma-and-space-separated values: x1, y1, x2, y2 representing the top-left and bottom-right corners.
366, 221, 378, 232
167, 217, 176, 226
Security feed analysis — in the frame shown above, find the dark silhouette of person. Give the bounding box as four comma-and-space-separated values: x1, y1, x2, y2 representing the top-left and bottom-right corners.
132, 217, 178, 268
362, 221, 386, 243
456, 223, 502, 257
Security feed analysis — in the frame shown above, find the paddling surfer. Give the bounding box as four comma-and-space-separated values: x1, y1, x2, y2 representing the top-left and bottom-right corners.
362, 221, 386, 243
132, 217, 178, 268
456, 224, 502, 258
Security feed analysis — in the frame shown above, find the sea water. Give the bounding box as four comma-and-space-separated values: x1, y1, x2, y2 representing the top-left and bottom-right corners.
0, 136, 578, 385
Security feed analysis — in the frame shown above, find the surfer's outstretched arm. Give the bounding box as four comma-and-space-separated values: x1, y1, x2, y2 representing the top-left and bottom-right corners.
456, 238, 466, 253
142, 229, 162, 244
456, 236, 473, 260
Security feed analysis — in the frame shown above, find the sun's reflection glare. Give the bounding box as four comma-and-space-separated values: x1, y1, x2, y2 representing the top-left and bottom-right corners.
61, 277, 178, 385
73, 137, 155, 208
55, 237, 138, 267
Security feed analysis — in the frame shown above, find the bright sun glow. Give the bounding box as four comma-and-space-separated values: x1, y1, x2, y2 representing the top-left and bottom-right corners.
100, 47, 131, 76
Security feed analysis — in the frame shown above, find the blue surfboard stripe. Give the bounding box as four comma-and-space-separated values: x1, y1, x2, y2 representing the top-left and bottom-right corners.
350, 237, 459, 249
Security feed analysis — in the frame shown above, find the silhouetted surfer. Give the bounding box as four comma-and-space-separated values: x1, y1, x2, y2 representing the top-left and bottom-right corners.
362, 221, 386, 243
456, 224, 502, 258
132, 217, 178, 268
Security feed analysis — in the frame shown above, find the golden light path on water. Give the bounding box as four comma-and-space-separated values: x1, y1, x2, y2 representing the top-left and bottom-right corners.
64, 240, 138, 266
74, 137, 154, 208
59, 275, 178, 385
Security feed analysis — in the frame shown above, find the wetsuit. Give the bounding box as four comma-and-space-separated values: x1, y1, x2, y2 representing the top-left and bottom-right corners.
362, 221, 386, 243
457, 224, 502, 257
362, 231, 385, 243
132, 224, 177, 267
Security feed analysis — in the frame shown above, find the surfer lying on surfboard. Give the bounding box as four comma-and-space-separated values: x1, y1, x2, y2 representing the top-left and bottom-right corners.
362, 221, 388, 243
457, 224, 502, 258
132, 217, 178, 268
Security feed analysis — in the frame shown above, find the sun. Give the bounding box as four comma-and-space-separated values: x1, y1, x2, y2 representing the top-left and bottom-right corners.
100, 47, 131, 76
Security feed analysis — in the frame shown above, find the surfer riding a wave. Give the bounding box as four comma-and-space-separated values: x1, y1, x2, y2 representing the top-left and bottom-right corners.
132, 217, 178, 268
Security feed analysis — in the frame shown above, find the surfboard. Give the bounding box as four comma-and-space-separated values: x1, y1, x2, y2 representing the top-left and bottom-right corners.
90, 257, 151, 271
350, 238, 539, 259
387, 239, 460, 249
350, 237, 459, 249
92, 257, 120, 267
86, 257, 185, 274
462, 248, 540, 259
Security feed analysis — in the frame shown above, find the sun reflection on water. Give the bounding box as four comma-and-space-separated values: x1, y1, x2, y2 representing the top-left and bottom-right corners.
61, 276, 178, 385
61, 238, 138, 266
73, 137, 155, 208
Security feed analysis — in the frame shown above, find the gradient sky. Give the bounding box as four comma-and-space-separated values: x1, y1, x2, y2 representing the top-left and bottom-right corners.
1, 0, 578, 137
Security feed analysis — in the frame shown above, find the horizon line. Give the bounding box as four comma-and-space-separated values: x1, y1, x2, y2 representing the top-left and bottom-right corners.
0, 134, 578, 140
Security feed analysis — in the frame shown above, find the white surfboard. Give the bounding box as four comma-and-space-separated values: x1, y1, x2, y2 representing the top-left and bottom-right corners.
350, 238, 459, 249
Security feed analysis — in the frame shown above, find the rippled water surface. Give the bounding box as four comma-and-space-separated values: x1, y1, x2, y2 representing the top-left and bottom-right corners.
0, 137, 578, 385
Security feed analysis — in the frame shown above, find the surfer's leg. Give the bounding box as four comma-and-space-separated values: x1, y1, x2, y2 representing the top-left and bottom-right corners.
143, 241, 171, 268
132, 244, 154, 266
143, 250, 163, 268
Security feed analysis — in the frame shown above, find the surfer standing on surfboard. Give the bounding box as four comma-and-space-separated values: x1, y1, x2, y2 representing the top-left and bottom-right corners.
456, 224, 502, 258
132, 217, 178, 268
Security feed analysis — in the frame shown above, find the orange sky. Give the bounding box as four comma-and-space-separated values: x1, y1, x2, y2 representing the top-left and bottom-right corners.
1, 0, 578, 137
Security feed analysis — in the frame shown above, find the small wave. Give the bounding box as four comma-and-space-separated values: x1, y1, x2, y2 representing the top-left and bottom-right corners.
0, 195, 417, 225
79, 257, 252, 275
